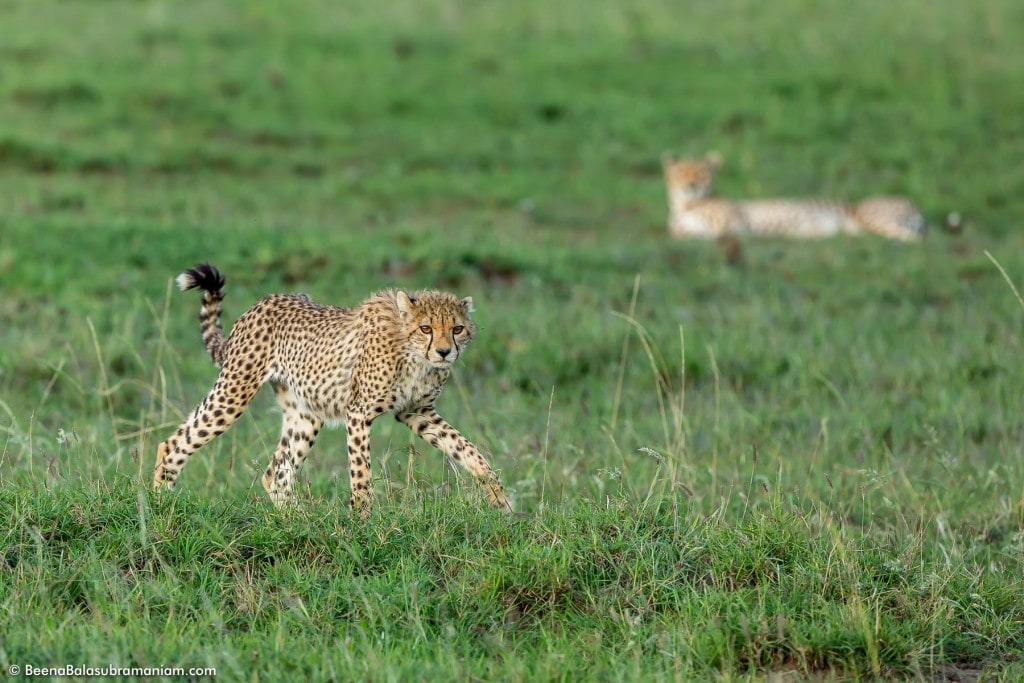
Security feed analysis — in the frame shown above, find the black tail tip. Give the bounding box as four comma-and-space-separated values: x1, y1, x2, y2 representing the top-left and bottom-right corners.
177, 263, 225, 293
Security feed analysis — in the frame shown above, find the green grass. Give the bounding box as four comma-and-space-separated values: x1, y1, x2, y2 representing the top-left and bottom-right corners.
2, 0, 1024, 680
3, 483, 1022, 680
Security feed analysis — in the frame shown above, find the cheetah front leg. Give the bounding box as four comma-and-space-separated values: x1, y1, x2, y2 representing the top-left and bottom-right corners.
345, 413, 376, 518
396, 408, 512, 512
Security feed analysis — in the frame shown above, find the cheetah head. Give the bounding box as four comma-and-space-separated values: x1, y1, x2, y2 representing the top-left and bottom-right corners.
662, 152, 722, 204
395, 290, 476, 368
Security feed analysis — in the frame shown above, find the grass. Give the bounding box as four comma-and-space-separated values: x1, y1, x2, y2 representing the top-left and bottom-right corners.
2, 0, 1024, 679
3, 482, 1022, 680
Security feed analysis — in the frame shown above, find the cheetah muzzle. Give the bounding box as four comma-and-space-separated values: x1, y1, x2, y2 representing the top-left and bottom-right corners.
153, 263, 512, 516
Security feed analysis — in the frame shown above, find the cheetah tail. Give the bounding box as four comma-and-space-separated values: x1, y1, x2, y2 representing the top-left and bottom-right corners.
176, 263, 228, 367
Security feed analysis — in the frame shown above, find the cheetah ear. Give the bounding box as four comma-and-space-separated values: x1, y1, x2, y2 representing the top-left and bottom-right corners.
396, 290, 416, 316
460, 296, 475, 313
705, 150, 723, 169
660, 151, 676, 171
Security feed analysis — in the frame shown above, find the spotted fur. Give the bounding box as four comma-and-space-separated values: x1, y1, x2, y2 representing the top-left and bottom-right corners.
662, 154, 926, 241
154, 264, 511, 516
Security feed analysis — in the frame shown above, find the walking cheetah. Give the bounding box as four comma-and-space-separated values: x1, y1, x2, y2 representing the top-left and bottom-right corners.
662, 153, 926, 241
153, 264, 511, 516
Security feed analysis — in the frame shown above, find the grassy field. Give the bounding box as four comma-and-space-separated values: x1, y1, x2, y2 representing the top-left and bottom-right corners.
2, 0, 1024, 679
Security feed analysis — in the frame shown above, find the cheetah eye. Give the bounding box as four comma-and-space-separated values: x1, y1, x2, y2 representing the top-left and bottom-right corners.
452, 325, 464, 334
419, 325, 432, 334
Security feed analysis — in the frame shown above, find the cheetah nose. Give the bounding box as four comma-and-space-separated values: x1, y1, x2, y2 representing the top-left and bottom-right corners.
436, 347, 451, 358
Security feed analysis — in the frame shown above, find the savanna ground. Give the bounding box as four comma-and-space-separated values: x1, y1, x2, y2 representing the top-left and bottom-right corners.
2, 1, 1024, 680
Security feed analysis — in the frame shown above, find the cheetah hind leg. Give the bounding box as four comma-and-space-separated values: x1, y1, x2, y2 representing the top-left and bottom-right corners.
153, 441, 172, 489
153, 378, 256, 491
262, 383, 323, 508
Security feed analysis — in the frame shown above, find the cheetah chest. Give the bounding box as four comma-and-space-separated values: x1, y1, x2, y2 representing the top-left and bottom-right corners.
388, 361, 448, 414
669, 199, 747, 238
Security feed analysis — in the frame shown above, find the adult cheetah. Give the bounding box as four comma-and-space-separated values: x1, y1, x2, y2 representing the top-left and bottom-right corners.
153, 264, 511, 516
662, 153, 926, 241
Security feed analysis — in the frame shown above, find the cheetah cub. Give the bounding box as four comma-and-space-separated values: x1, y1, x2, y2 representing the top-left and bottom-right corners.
153, 264, 511, 516
662, 153, 926, 241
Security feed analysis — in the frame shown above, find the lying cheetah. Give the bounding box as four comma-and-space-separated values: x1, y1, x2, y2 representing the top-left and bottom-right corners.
153, 264, 511, 516
662, 153, 926, 241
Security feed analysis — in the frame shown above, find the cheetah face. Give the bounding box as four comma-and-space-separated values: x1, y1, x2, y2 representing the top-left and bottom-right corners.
395, 290, 476, 368
662, 153, 721, 203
